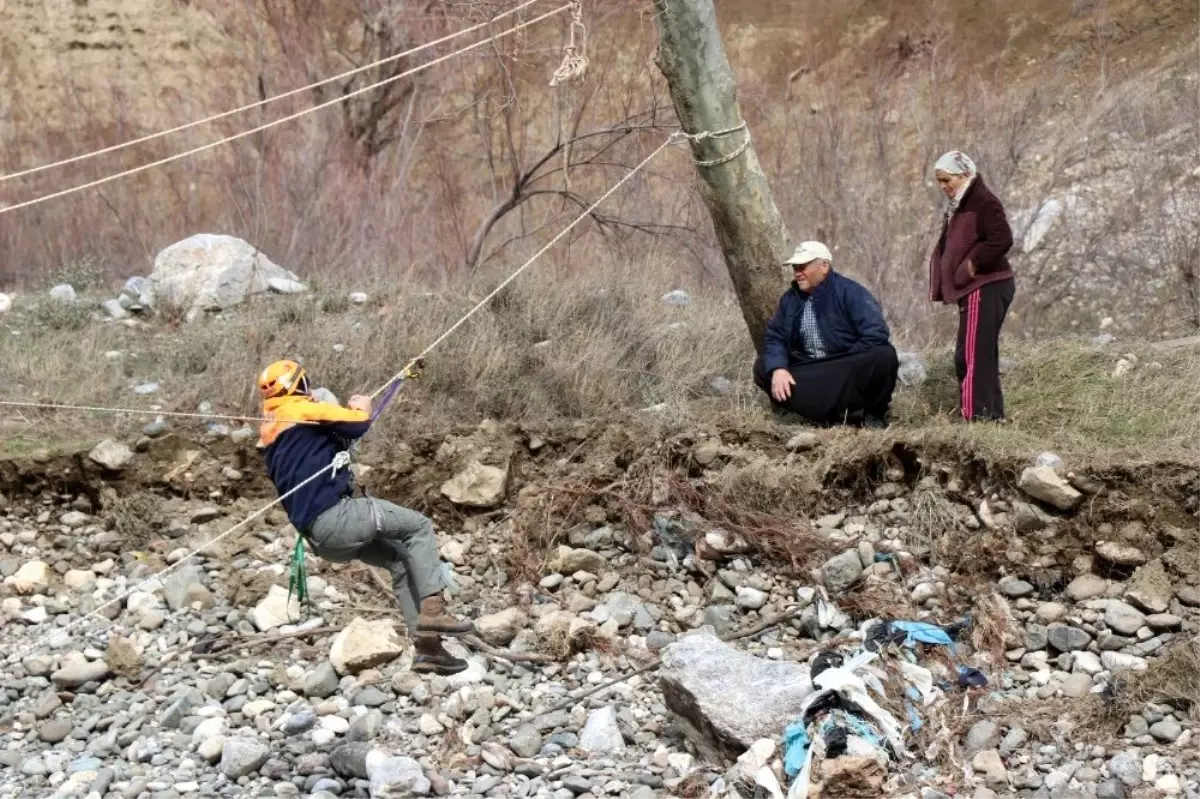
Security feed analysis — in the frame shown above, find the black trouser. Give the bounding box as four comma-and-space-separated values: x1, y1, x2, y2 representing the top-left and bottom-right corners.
955, 278, 1015, 421
753, 345, 899, 426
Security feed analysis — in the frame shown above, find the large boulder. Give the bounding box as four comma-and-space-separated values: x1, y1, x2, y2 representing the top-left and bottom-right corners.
658, 631, 814, 763
149, 234, 307, 321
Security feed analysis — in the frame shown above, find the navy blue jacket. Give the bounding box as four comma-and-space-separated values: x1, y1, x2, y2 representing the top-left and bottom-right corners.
258, 396, 372, 534
762, 270, 891, 373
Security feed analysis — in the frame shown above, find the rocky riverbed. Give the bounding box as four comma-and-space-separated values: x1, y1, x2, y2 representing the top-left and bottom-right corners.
0, 419, 1197, 799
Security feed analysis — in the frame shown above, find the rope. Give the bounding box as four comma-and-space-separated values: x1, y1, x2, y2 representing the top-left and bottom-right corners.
674, 121, 752, 167
549, 0, 588, 87
369, 134, 674, 400
0, 131, 676, 670
0, 4, 572, 218
0, 399, 293, 426
0, 0, 544, 185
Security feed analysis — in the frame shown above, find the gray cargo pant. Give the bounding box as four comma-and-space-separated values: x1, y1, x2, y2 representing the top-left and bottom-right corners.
306, 496, 445, 632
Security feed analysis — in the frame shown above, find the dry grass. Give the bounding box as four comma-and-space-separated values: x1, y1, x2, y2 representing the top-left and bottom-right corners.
1104, 639, 1200, 724
1, 274, 1196, 471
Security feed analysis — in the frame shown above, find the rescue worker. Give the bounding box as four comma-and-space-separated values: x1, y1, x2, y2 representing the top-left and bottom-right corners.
256, 359, 473, 676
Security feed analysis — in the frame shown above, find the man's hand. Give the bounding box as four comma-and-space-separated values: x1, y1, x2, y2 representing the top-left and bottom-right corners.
770, 368, 795, 403
348, 395, 372, 415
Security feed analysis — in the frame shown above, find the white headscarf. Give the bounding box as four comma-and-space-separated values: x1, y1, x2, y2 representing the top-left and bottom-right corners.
934, 150, 977, 209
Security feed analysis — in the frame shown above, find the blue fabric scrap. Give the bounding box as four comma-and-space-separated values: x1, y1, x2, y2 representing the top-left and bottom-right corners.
782, 719, 811, 777
892, 621, 955, 648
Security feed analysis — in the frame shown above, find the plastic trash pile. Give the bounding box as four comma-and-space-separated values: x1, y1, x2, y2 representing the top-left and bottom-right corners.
711, 618, 988, 799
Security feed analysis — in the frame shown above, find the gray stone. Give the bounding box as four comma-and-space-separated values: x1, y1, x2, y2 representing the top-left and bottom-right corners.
1067, 575, 1107, 601
578, 706, 625, 755
1177, 586, 1200, 607
1025, 624, 1048, 651
51, 656, 110, 688
347, 710, 383, 743
820, 549, 864, 593
1062, 674, 1093, 698
1001, 579, 1035, 598
39, 718, 72, 743
562, 775, 593, 795
1107, 750, 1141, 787
1104, 602, 1147, 635
219, 737, 270, 779
1149, 719, 1182, 743
304, 661, 340, 698
1047, 625, 1092, 652
331, 743, 371, 779
368, 755, 430, 797
508, 725, 543, 759
1096, 779, 1127, 799
658, 631, 813, 762
965, 719, 1000, 755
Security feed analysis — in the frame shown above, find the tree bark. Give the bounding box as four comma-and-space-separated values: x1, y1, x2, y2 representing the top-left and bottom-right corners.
651, 0, 790, 352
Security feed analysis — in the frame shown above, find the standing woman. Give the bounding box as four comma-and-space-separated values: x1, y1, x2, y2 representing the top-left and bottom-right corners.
928, 151, 1016, 422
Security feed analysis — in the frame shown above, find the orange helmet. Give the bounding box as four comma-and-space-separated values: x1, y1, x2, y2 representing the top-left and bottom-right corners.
258, 359, 309, 400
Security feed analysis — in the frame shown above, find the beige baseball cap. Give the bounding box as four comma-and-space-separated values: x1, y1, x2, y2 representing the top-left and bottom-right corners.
783, 240, 832, 266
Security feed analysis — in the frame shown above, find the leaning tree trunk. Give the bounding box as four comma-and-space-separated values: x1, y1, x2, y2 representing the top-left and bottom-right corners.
652, 0, 790, 353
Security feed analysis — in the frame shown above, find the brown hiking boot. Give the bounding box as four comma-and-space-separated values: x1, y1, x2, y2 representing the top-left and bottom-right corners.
417, 595, 475, 636
412, 634, 469, 676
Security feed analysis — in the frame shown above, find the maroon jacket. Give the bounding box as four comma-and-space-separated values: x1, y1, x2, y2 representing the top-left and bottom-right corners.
929, 174, 1015, 304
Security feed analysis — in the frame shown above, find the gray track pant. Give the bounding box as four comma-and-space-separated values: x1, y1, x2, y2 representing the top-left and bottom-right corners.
306, 496, 445, 632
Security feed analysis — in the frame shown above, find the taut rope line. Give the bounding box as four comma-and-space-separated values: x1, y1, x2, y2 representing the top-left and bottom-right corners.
0, 0, 544, 184
0, 4, 573, 218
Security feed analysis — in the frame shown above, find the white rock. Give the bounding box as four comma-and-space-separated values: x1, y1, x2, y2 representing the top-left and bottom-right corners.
1018, 466, 1082, 510
661, 289, 692, 307
1156, 774, 1182, 795
579, 706, 625, 754
1101, 651, 1147, 673
63, 570, 95, 590
148, 234, 307, 321
349, 292, 369, 304
440, 461, 508, 508
440, 540, 466, 566
267, 277, 307, 295
735, 586, 768, 610
89, 439, 134, 471
102, 299, 128, 319
191, 717, 228, 746
251, 585, 300, 632
0, 293, 11, 313
329, 617, 405, 675
319, 715, 349, 734
126, 591, 161, 613
241, 700, 275, 719
1021, 197, 1063, 253
6, 561, 50, 594
50, 284, 77, 303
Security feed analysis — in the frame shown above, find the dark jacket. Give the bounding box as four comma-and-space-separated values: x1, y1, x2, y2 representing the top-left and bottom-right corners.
258, 396, 372, 534
929, 174, 1015, 304
762, 270, 892, 373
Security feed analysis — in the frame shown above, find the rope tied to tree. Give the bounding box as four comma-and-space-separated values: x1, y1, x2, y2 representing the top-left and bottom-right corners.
671, 121, 752, 167
550, 0, 588, 87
